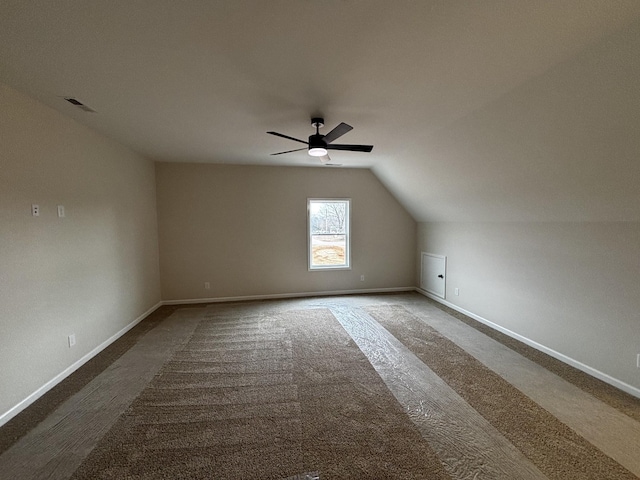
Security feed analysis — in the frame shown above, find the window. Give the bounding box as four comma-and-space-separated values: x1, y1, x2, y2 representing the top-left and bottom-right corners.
308, 198, 351, 270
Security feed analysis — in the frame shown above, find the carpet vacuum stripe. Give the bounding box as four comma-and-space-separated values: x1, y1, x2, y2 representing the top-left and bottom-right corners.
71, 312, 302, 479
398, 298, 640, 475
364, 304, 638, 479
4, 295, 639, 479
70, 307, 450, 479
330, 305, 546, 480
284, 308, 449, 479
427, 300, 640, 422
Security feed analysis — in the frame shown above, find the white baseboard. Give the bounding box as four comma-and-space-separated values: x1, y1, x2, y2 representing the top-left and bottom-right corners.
0, 301, 163, 428
415, 288, 640, 399
162, 286, 415, 305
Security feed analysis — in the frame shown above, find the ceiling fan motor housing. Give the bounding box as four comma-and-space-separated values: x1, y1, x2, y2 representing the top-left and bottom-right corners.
308, 134, 327, 149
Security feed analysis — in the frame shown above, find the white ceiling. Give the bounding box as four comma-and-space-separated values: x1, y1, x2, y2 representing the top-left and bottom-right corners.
1, 1, 639, 221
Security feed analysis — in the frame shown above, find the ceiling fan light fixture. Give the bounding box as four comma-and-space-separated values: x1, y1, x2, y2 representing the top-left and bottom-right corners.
267, 116, 373, 161
309, 147, 328, 157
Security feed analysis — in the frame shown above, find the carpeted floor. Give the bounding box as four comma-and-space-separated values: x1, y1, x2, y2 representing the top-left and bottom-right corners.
366, 304, 636, 480
1, 293, 639, 479
70, 308, 449, 479
0, 304, 202, 456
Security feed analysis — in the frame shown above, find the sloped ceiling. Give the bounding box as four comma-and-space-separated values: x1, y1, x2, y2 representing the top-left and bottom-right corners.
1, 1, 639, 221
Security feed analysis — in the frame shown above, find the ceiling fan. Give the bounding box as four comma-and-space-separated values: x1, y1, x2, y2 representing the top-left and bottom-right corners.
267, 117, 373, 165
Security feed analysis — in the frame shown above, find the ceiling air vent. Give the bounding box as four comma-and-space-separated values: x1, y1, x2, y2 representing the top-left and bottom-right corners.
64, 97, 96, 113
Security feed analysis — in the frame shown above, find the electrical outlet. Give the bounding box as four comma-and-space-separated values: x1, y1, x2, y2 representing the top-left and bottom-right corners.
68, 334, 76, 348
360, 275, 365, 281
454, 288, 459, 296
32, 204, 40, 216
204, 282, 210, 290
637, 353, 640, 368
57, 205, 65, 217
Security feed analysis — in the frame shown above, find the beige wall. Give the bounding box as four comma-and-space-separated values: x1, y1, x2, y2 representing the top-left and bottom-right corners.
418, 222, 640, 393
413, 23, 640, 396
0, 83, 161, 420
156, 163, 416, 300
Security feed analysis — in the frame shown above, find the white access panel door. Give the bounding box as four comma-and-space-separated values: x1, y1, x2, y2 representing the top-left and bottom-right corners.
421, 253, 446, 299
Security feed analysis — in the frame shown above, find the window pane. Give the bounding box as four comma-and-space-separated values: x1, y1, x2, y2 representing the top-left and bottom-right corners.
310, 202, 346, 234
308, 199, 350, 270
311, 234, 346, 266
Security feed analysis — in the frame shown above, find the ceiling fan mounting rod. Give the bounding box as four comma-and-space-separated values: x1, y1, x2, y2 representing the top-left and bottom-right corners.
311, 117, 324, 131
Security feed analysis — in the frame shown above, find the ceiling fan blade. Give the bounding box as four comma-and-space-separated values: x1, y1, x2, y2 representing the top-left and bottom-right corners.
267, 131, 308, 145
322, 122, 353, 144
270, 147, 307, 155
326, 144, 374, 153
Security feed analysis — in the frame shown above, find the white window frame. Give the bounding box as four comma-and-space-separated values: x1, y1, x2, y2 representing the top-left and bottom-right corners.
307, 198, 351, 271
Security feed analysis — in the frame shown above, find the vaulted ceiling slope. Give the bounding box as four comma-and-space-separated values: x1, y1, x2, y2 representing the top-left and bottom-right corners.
1, 1, 639, 222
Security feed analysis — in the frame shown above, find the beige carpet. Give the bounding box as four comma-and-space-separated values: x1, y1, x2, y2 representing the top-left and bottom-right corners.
431, 300, 640, 422
70, 308, 449, 479
2, 294, 639, 479
366, 304, 638, 480
0, 304, 195, 456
